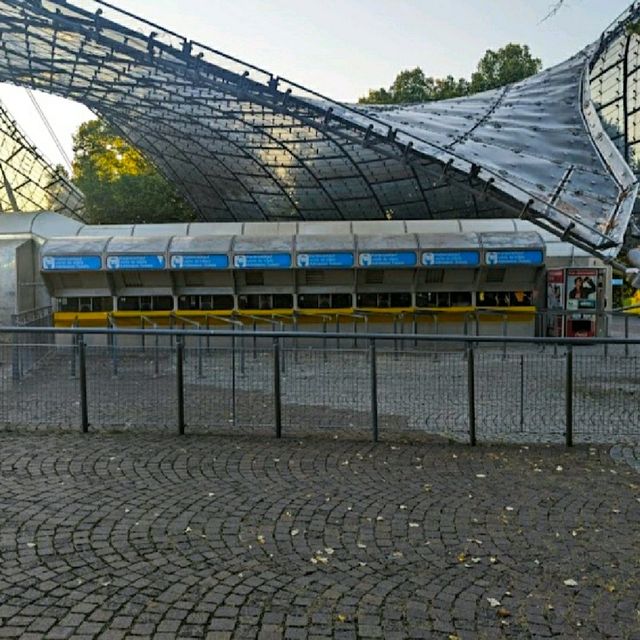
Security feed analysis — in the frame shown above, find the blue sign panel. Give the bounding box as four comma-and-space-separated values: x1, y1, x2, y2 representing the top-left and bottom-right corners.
106, 255, 165, 270
485, 250, 544, 266
170, 254, 229, 270
422, 251, 480, 267
358, 252, 417, 268
233, 253, 292, 269
41, 255, 102, 271
296, 252, 354, 268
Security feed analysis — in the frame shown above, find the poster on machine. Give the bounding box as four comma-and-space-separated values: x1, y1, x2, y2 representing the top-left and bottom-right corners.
565, 268, 598, 338
566, 269, 598, 310
546, 269, 565, 337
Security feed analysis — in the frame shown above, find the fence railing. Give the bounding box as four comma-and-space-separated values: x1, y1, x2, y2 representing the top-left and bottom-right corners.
1, 326, 639, 446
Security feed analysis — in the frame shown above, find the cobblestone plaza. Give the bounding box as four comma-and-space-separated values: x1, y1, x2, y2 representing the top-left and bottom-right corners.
0, 433, 638, 639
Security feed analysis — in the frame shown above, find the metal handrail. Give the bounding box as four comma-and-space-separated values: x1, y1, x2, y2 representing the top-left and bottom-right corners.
3, 324, 640, 347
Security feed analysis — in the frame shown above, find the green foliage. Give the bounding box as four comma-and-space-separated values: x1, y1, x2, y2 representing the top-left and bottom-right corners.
359, 43, 541, 105
72, 119, 197, 224
470, 44, 542, 93
360, 68, 469, 104
626, 21, 640, 37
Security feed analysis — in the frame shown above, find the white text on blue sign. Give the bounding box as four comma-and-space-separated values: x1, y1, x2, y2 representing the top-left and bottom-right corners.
296, 253, 354, 268
358, 252, 417, 268
42, 255, 102, 271
233, 254, 292, 269
422, 251, 479, 267
170, 254, 229, 269
106, 255, 166, 270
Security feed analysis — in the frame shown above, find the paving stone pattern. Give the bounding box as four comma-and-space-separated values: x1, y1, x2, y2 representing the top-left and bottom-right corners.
0, 433, 639, 639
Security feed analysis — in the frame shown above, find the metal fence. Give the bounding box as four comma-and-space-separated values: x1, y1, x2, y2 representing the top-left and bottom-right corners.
1, 326, 639, 445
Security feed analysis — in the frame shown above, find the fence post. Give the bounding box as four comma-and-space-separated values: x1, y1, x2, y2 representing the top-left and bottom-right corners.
11, 330, 20, 382
70, 333, 77, 379
273, 337, 282, 439
467, 343, 476, 446
78, 336, 89, 433
370, 339, 379, 443
565, 345, 573, 447
231, 327, 237, 425
176, 336, 185, 436
625, 315, 630, 358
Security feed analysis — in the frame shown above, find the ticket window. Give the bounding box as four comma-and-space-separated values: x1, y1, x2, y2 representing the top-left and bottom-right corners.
416, 292, 472, 308
357, 292, 412, 308
298, 293, 353, 309
117, 296, 174, 312
478, 291, 533, 307
238, 294, 294, 310
57, 297, 114, 312
178, 295, 234, 311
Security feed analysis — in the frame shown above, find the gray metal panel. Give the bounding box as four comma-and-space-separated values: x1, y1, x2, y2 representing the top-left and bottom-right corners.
31, 213, 84, 238
233, 236, 294, 253
77, 225, 135, 237
296, 221, 354, 236
132, 223, 190, 237
352, 221, 407, 235
188, 223, 244, 237
479, 232, 544, 249
243, 222, 299, 237
0, 213, 40, 236
417, 233, 480, 250
405, 220, 462, 234
106, 236, 172, 254
295, 235, 356, 252
41, 237, 110, 256
459, 220, 517, 233
169, 235, 234, 253
357, 234, 418, 251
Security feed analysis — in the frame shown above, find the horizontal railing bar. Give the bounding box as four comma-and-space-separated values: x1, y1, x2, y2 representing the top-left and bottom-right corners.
1, 325, 640, 347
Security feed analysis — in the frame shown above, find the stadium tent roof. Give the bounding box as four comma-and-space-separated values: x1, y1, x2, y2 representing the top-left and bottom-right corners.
0, 1, 638, 260
0, 99, 84, 218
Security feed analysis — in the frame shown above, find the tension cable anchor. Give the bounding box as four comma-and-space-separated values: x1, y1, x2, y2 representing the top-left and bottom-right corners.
561, 222, 576, 241
363, 124, 374, 146
519, 199, 535, 219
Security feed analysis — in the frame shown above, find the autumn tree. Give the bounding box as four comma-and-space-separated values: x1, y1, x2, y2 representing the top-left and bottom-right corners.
72, 119, 197, 224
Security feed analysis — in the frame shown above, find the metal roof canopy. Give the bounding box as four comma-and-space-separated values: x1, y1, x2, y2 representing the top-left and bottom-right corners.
0, 1, 637, 264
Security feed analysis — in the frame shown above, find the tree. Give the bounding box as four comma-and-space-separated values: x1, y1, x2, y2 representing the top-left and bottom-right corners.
359, 43, 540, 105
72, 119, 197, 224
360, 68, 469, 105
470, 44, 542, 94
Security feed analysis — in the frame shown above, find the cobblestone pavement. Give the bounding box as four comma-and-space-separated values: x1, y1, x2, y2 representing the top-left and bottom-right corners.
610, 444, 640, 472
0, 434, 639, 639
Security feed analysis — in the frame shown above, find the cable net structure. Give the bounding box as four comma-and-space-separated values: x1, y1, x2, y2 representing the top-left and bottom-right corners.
0, 98, 84, 217
0, 1, 638, 259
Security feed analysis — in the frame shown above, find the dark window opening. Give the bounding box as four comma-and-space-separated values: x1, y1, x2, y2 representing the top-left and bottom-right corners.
478, 291, 533, 307
416, 292, 472, 308
357, 292, 412, 308
57, 297, 114, 312
485, 268, 506, 283
117, 296, 174, 311
298, 293, 353, 309
238, 294, 293, 310
178, 295, 234, 311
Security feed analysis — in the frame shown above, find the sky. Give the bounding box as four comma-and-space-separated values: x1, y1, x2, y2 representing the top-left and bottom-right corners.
0, 0, 632, 170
